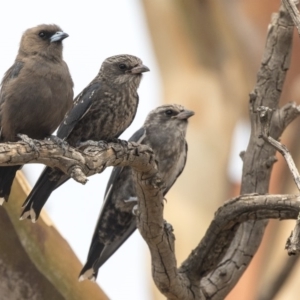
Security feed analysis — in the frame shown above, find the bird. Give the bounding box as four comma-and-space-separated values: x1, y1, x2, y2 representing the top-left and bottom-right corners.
20, 54, 150, 222
79, 104, 194, 281
0, 24, 74, 204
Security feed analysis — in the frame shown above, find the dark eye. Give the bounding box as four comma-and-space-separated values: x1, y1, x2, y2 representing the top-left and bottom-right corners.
119, 63, 127, 70
39, 31, 46, 38
165, 109, 174, 116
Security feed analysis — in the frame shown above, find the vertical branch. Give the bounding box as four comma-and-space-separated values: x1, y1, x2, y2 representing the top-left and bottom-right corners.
201, 3, 295, 298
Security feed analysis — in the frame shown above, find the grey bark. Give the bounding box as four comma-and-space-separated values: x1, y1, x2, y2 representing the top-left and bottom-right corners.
1, 2, 300, 299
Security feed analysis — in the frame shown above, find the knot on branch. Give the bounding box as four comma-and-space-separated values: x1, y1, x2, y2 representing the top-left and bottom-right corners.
69, 166, 87, 184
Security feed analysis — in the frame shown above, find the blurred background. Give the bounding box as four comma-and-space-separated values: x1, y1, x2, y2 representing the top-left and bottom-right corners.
1, 0, 300, 299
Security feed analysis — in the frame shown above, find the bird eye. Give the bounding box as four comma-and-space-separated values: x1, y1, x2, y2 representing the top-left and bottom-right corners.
39, 31, 46, 38
119, 64, 127, 70
165, 110, 174, 116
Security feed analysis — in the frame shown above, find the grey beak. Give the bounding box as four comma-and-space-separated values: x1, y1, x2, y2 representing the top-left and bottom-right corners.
176, 110, 195, 120
50, 31, 69, 43
131, 64, 150, 74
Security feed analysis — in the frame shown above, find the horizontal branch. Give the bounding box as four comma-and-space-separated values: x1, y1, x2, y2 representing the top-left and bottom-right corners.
0, 137, 157, 183
135, 188, 300, 299
181, 194, 300, 281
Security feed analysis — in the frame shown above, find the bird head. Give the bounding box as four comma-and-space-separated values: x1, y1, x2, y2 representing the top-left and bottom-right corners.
145, 104, 195, 134
99, 54, 150, 87
18, 24, 68, 61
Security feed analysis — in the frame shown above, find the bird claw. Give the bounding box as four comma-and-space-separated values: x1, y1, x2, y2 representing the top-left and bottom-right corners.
78, 140, 108, 151
49, 135, 69, 151
17, 134, 38, 152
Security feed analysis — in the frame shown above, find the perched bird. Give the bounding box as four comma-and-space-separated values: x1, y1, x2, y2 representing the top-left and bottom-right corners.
21, 54, 149, 221
79, 104, 194, 281
0, 24, 73, 203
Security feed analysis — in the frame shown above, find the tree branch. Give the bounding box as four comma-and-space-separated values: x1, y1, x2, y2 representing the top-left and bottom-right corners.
283, 0, 300, 35
2, 138, 300, 299
2, 4, 300, 296
199, 3, 298, 298
0, 137, 157, 183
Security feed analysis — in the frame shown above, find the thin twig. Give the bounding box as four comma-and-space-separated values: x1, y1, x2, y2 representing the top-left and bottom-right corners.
286, 218, 300, 254
262, 134, 300, 191
283, 0, 300, 35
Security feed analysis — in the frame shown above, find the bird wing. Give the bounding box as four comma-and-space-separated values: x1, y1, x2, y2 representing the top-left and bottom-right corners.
0, 61, 24, 89
164, 141, 188, 195
93, 220, 137, 271
103, 127, 146, 198
80, 127, 146, 279
57, 81, 101, 139
0, 61, 24, 130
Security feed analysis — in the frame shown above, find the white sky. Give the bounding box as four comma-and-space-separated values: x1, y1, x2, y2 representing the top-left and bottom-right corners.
0, 1, 162, 299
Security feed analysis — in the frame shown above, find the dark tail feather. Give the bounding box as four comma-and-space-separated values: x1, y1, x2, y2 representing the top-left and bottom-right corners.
0, 166, 21, 202
79, 220, 137, 281
20, 167, 59, 222
79, 242, 105, 282
95, 221, 137, 271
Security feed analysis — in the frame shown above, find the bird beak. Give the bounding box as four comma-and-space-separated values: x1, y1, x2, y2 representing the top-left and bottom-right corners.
176, 110, 195, 120
50, 31, 69, 43
130, 64, 150, 74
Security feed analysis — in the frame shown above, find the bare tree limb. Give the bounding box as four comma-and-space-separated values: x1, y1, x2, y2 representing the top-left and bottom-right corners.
200, 3, 298, 298
181, 194, 300, 275
3, 135, 300, 300
262, 134, 300, 191
1, 4, 299, 298
0, 137, 157, 183
262, 122, 300, 255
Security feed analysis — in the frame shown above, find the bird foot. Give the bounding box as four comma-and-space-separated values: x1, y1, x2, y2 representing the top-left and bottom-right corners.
17, 134, 38, 152
78, 140, 108, 151
48, 135, 69, 151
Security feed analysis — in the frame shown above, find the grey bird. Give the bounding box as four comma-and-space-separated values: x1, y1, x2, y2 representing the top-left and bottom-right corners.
79, 104, 194, 281
0, 24, 73, 203
20, 54, 149, 222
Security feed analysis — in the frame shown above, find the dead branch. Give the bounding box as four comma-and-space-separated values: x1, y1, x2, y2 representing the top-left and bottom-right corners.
0, 137, 157, 183
200, 2, 299, 298
2, 137, 300, 299
1, 3, 300, 299
283, 0, 300, 35
261, 112, 300, 255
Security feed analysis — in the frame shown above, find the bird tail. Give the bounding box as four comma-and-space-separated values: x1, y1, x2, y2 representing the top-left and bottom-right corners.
0, 166, 21, 203
20, 167, 58, 222
79, 242, 105, 282
79, 221, 137, 281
